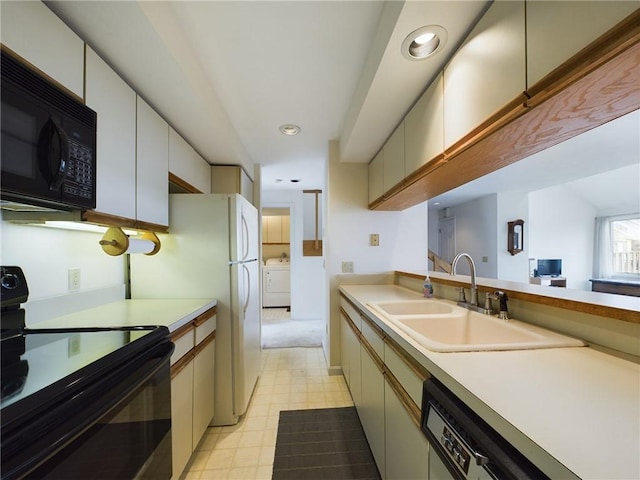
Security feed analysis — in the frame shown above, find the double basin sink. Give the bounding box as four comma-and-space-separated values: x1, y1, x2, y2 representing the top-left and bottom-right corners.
367, 299, 585, 353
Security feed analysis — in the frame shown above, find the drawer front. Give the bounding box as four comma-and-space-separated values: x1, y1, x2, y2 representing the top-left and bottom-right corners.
171, 328, 195, 365
340, 297, 362, 331
385, 345, 425, 407
361, 318, 384, 360
195, 315, 216, 345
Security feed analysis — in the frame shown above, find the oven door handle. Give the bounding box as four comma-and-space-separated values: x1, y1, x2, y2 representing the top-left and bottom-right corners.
38, 116, 69, 192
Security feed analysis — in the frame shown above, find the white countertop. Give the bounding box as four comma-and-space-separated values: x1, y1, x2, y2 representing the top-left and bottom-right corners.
31, 298, 217, 333
340, 284, 640, 480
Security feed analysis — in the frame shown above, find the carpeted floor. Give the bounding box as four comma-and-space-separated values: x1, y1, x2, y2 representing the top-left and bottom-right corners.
262, 308, 323, 349
271, 407, 381, 480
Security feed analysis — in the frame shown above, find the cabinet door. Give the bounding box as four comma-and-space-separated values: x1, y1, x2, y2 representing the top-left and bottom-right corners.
368, 150, 384, 204
193, 340, 215, 447
0, 1, 84, 97
345, 319, 362, 407
85, 48, 136, 219
385, 382, 429, 480
444, 1, 525, 149
360, 348, 385, 477
136, 96, 169, 227
382, 122, 405, 192
266, 216, 283, 243
526, 1, 637, 87
340, 314, 351, 385
169, 127, 211, 194
171, 362, 194, 480
281, 216, 290, 243
405, 73, 444, 176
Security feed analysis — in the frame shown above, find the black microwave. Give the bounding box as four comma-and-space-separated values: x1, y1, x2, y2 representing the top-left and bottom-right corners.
1, 49, 97, 211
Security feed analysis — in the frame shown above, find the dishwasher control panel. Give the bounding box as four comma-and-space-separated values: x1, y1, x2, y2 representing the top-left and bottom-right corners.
425, 404, 492, 479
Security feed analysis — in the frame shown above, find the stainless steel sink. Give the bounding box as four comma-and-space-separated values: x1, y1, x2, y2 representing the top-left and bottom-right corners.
367, 300, 585, 352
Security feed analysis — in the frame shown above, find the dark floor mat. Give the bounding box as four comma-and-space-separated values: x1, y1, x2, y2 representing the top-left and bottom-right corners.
272, 407, 381, 480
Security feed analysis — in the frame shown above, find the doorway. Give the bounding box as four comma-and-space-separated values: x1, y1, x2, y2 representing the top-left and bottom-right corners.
439, 216, 456, 263
260, 205, 324, 348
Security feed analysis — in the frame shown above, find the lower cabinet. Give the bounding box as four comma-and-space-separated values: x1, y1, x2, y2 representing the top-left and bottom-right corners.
340, 296, 430, 480
360, 347, 386, 476
384, 381, 430, 479
170, 309, 216, 479
171, 361, 194, 479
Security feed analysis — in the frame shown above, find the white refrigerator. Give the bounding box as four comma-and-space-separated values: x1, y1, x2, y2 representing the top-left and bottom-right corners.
130, 193, 261, 425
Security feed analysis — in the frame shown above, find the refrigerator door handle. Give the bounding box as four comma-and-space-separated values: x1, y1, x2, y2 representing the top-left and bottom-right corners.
242, 264, 251, 314
229, 258, 258, 265
241, 210, 250, 260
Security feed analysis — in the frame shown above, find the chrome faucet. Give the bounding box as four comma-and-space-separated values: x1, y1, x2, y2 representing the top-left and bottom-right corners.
451, 253, 478, 307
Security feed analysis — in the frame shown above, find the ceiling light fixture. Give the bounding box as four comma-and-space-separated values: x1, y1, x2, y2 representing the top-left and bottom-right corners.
279, 124, 301, 136
290, 179, 301, 183
402, 25, 447, 61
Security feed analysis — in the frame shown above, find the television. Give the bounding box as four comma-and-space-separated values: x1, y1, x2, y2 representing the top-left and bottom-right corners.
537, 259, 562, 277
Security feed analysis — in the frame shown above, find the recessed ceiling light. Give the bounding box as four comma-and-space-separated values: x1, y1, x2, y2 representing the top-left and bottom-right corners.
275, 179, 283, 183
279, 124, 301, 136
290, 179, 301, 183
402, 25, 447, 61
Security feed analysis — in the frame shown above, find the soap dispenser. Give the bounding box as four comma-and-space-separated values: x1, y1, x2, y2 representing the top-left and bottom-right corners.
423, 275, 434, 298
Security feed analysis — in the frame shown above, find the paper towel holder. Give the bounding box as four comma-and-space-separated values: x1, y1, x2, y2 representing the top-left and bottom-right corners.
99, 227, 161, 256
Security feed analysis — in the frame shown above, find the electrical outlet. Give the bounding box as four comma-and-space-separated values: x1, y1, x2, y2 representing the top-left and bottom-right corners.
482, 256, 488, 263
68, 268, 81, 291
370, 234, 380, 246
68, 334, 81, 356
341, 261, 354, 273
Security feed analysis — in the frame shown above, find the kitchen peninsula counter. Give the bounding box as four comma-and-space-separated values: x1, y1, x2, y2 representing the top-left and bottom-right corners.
31, 298, 217, 333
339, 283, 640, 480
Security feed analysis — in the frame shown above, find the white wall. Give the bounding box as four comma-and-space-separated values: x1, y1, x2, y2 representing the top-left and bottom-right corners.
529, 185, 596, 290
0, 222, 126, 316
327, 141, 428, 367
262, 189, 325, 321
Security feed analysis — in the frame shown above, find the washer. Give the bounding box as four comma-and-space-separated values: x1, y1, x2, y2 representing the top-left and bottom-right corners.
262, 258, 290, 307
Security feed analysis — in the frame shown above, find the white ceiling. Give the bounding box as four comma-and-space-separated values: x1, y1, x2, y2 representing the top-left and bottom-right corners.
45, 0, 489, 191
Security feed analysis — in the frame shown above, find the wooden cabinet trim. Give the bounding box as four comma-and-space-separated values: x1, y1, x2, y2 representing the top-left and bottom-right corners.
169, 172, 204, 194
340, 300, 424, 429
194, 331, 216, 356
370, 12, 640, 212
171, 352, 194, 379
171, 322, 195, 342
194, 306, 217, 326
81, 210, 169, 233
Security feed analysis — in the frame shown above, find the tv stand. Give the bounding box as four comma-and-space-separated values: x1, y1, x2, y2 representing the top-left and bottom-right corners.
530, 276, 567, 288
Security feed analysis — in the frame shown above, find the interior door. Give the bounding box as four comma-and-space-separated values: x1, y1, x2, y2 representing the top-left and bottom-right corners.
439, 216, 456, 263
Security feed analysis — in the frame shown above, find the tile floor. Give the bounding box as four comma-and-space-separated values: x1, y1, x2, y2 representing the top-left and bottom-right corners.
180, 347, 354, 480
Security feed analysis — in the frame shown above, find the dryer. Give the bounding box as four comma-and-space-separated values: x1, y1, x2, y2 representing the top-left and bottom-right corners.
262, 258, 290, 307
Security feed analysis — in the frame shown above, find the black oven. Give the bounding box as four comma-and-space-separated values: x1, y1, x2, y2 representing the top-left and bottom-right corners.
0, 48, 96, 211
1, 267, 174, 479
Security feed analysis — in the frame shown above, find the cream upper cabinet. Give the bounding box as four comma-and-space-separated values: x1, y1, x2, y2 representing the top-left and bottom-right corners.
443, 0, 526, 149
382, 122, 405, 192
169, 128, 211, 194
526, 1, 638, 87
405, 73, 444, 176
85, 47, 136, 220
0, 1, 84, 97
211, 165, 253, 203
263, 216, 290, 243
136, 97, 169, 227
368, 150, 384, 204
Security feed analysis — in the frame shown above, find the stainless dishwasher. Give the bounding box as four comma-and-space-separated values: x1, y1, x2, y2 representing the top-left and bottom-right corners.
421, 377, 549, 480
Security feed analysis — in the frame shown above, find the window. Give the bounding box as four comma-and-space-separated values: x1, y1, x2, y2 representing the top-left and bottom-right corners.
594, 214, 640, 279
611, 218, 640, 276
